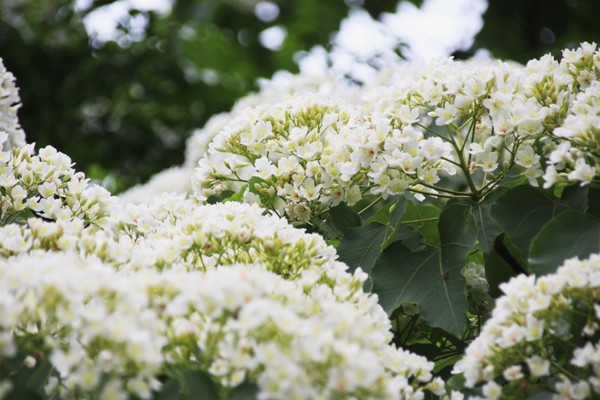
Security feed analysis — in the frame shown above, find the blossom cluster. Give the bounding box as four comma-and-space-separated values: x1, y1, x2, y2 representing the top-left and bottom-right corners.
546, 80, 600, 187
0, 59, 25, 151
0, 139, 115, 228
188, 44, 598, 226
454, 253, 600, 399
0, 193, 369, 303
0, 60, 441, 398
0, 140, 441, 398
192, 95, 369, 222
121, 69, 358, 202
0, 250, 442, 400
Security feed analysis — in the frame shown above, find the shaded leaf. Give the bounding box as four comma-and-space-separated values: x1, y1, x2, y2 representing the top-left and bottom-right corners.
491, 185, 572, 261
337, 223, 387, 274
14, 360, 53, 396
4, 387, 42, 400
473, 188, 508, 253
484, 245, 520, 298
223, 184, 248, 203
371, 202, 476, 337
589, 186, 600, 217
328, 202, 361, 235
207, 190, 235, 204
399, 201, 441, 247
560, 184, 589, 211
529, 210, 600, 275
227, 382, 259, 400
183, 370, 219, 400
365, 196, 406, 226
155, 379, 181, 400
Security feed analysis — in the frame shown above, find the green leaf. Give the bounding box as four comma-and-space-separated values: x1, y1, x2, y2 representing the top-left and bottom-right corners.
328, 202, 361, 234
484, 245, 520, 298
155, 379, 181, 400
15, 360, 53, 396
589, 186, 600, 217
492, 232, 530, 275
183, 370, 219, 400
227, 382, 259, 400
529, 210, 600, 275
365, 196, 406, 226
399, 201, 441, 247
223, 184, 248, 203
445, 373, 465, 392
491, 185, 572, 261
207, 190, 235, 204
337, 223, 387, 274
560, 184, 589, 211
387, 224, 424, 252
472, 188, 508, 253
371, 202, 477, 337
4, 387, 42, 400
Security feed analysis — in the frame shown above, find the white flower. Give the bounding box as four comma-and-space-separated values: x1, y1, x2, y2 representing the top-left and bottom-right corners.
526, 355, 550, 378
482, 380, 502, 399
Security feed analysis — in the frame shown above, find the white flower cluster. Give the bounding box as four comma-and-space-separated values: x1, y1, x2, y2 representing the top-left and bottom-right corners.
0, 253, 166, 399
0, 142, 115, 228
0, 194, 367, 305
121, 69, 360, 203
0, 59, 26, 151
192, 95, 369, 222
454, 253, 600, 399
368, 57, 558, 195
128, 43, 599, 212
0, 251, 442, 399
0, 145, 442, 398
190, 44, 598, 225
545, 80, 600, 187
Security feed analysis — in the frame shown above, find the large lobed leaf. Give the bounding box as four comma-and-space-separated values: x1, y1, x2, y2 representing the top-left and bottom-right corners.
371, 202, 477, 338
529, 210, 600, 275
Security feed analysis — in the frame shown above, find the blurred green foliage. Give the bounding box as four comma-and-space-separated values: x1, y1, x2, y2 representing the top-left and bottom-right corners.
473, 0, 600, 63
0, 0, 599, 192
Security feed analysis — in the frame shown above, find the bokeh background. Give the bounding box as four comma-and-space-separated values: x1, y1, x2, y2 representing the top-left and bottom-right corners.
1, 0, 599, 192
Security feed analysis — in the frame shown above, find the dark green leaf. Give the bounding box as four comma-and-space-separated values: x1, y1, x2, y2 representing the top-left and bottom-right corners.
491, 185, 572, 261
371, 202, 477, 337
589, 186, 600, 217
445, 373, 465, 392
387, 224, 425, 252
14, 360, 53, 395
227, 382, 259, 400
529, 210, 600, 275
337, 223, 387, 274
560, 184, 589, 211
223, 184, 248, 203
399, 201, 441, 247
207, 190, 236, 204
473, 188, 508, 253
484, 245, 520, 298
184, 370, 219, 400
328, 203, 361, 234
526, 391, 559, 400
155, 379, 181, 400
365, 196, 406, 226
4, 387, 42, 400
492, 232, 529, 275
